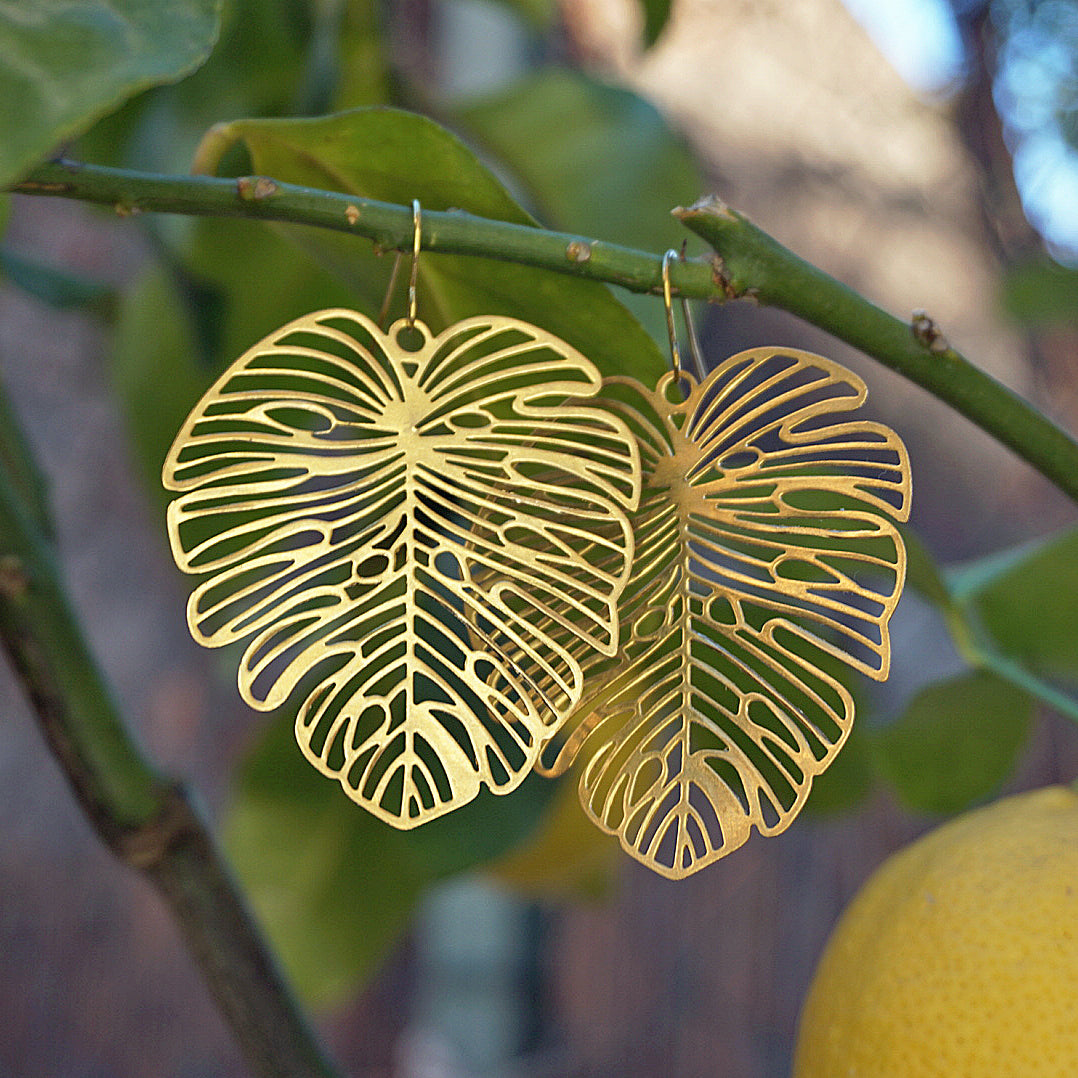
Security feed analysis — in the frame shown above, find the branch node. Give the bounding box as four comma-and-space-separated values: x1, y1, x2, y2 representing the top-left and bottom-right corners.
709, 254, 741, 300
114, 783, 197, 871
237, 176, 279, 202
911, 308, 950, 354
566, 239, 592, 263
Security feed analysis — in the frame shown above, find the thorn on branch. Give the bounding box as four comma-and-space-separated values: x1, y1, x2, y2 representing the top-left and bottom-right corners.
672, 193, 737, 222
236, 176, 279, 202
911, 308, 950, 353
565, 240, 592, 263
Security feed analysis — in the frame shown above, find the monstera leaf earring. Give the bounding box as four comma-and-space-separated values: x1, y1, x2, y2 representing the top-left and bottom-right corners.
537, 251, 912, 878
162, 202, 641, 827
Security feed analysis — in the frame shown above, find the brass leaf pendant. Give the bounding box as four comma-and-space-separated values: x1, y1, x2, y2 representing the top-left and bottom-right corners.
162, 310, 640, 827
542, 349, 911, 878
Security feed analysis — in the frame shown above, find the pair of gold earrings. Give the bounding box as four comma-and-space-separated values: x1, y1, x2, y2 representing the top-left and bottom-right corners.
162, 203, 910, 879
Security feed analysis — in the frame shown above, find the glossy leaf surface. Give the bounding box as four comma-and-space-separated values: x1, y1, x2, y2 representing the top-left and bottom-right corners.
0, 0, 221, 185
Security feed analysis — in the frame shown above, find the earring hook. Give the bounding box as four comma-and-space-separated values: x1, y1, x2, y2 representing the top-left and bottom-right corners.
380, 199, 423, 330
661, 249, 704, 385
662, 249, 682, 382
408, 199, 421, 328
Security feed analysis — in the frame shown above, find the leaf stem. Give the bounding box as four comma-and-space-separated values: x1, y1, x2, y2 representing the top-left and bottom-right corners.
10, 160, 1078, 507
0, 413, 339, 1078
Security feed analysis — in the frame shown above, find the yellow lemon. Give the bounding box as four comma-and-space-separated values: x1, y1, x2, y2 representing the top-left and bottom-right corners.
793, 785, 1078, 1077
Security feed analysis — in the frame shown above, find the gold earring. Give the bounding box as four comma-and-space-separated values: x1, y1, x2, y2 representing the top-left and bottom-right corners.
162, 200, 641, 828
537, 249, 911, 878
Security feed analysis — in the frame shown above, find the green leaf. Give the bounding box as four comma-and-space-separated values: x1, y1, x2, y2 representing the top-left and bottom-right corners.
111, 265, 207, 501
225, 708, 555, 1007
457, 68, 699, 246
946, 534, 1054, 601
957, 526, 1078, 680
488, 776, 620, 900
639, 0, 673, 47
871, 671, 1032, 816
902, 527, 1078, 721
900, 525, 952, 610
456, 68, 704, 341
974, 645, 1078, 725
75, 0, 330, 174
0, 0, 223, 186
0, 248, 114, 310
332, 0, 392, 109
192, 106, 667, 382
803, 718, 875, 816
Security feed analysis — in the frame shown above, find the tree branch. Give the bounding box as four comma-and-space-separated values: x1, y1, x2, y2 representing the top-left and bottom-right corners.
12, 158, 698, 294
674, 196, 1078, 506
0, 404, 339, 1078
10, 159, 1078, 507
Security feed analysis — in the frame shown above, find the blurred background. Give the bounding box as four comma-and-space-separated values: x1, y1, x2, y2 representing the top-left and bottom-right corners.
3, 0, 1078, 1074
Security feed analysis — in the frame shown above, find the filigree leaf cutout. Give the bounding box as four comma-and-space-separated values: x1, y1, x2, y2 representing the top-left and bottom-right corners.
539, 348, 911, 878
162, 310, 639, 827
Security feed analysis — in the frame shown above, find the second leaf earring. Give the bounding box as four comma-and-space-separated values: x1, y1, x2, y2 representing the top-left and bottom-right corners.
538, 250, 912, 878
162, 201, 641, 827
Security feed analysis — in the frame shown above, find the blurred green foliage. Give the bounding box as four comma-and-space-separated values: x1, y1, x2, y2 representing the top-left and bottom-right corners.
955, 527, 1078, 681
871, 671, 1032, 816
228, 707, 558, 1006
1001, 258, 1078, 327
456, 67, 702, 340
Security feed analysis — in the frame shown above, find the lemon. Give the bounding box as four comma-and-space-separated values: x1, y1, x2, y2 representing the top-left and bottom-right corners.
793, 785, 1078, 1077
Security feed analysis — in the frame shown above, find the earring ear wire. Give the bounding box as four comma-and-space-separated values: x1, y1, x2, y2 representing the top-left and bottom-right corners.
661, 248, 705, 385
376, 199, 423, 329
661, 249, 682, 383
408, 199, 421, 328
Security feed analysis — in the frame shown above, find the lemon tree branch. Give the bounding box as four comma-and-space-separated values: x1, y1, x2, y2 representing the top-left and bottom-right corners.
12, 159, 1078, 507
675, 196, 1078, 506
